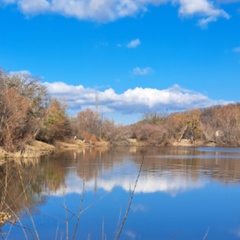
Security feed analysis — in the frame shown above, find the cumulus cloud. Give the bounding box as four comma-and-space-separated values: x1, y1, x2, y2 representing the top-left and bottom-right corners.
178, 0, 228, 16
44, 82, 231, 116
19, 0, 50, 13
177, 0, 230, 27
0, 0, 230, 25
127, 38, 141, 48
132, 67, 153, 75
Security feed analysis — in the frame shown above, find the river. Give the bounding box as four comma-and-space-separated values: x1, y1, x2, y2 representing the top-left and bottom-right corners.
1, 146, 240, 239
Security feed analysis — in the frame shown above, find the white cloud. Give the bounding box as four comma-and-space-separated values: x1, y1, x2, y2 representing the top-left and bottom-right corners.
19, 0, 50, 13
177, 0, 230, 26
233, 46, 240, 53
132, 67, 153, 75
0, 0, 230, 25
178, 0, 227, 16
44, 82, 231, 116
198, 16, 217, 28
127, 38, 141, 48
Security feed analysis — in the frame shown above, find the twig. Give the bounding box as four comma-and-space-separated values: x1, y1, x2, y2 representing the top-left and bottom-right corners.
0, 164, 29, 240
71, 179, 85, 240
117, 209, 122, 228
54, 183, 112, 240
4, 220, 13, 240
166, 229, 181, 240
17, 165, 40, 240
80, 188, 114, 215
52, 199, 75, 219
87, 233, 91, 240
63, 192, 69, 240
114, 158, 144, 240
55, 220, 60, 240
4, 202, 28, 240
102, 217, 105, 240
202, 227, 209, 240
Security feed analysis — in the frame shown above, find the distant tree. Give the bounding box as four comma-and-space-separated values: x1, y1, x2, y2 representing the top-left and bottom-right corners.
35, 99, 72, 143
141, 111, 167, 125
201, 104, 240, 144
167, 109, 203, 142
76, 108, 102, 140
0, 70, 47, 117
133, 122, 168, 145
101, 119, 131, 144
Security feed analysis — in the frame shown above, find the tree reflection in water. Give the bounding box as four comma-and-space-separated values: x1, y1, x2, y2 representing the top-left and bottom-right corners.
0, 146, 240, 239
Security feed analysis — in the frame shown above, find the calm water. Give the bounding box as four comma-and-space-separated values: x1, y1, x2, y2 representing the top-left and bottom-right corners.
1, 146, 240, 240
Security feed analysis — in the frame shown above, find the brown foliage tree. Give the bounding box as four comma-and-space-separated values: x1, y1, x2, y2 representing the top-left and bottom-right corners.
167, 109, 203, 142
76, 108, 102, 140
133, 123, 168, 145
201, 104, 240, 144
35, 99, 72, 143
101, 119, 131, 144
0, 88, 32, 152
0, 70, 47, 152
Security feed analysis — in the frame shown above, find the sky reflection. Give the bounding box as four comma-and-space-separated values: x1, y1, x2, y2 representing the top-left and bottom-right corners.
1, 146, 240, 239
48, 166, 206, 197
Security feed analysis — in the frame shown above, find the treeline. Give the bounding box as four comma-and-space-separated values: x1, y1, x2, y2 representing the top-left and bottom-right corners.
0, 70, 73, 152
132, 104, 240, 146
71, 99, 240, 147
1, 68, 240, 153
0, 69, 129, 153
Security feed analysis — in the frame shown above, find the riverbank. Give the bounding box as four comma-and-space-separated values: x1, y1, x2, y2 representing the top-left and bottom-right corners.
0, 139, 110, 160
0, 138, 223, 161
0, 141, 55, 160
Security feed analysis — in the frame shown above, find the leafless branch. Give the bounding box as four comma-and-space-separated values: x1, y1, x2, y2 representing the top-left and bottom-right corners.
114, 157, 144, 240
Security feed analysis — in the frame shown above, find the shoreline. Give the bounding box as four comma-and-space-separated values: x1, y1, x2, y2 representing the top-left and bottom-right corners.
0, 139, 109, 160
0, 138, 238, 161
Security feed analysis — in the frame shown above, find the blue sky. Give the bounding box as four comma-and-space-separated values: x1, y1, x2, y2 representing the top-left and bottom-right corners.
0, 0, 240, 124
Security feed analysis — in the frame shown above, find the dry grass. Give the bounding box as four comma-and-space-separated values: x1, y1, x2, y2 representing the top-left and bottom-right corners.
0, 140, 55, 159
54, 140, 86, 149
54, 139, 109, 150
